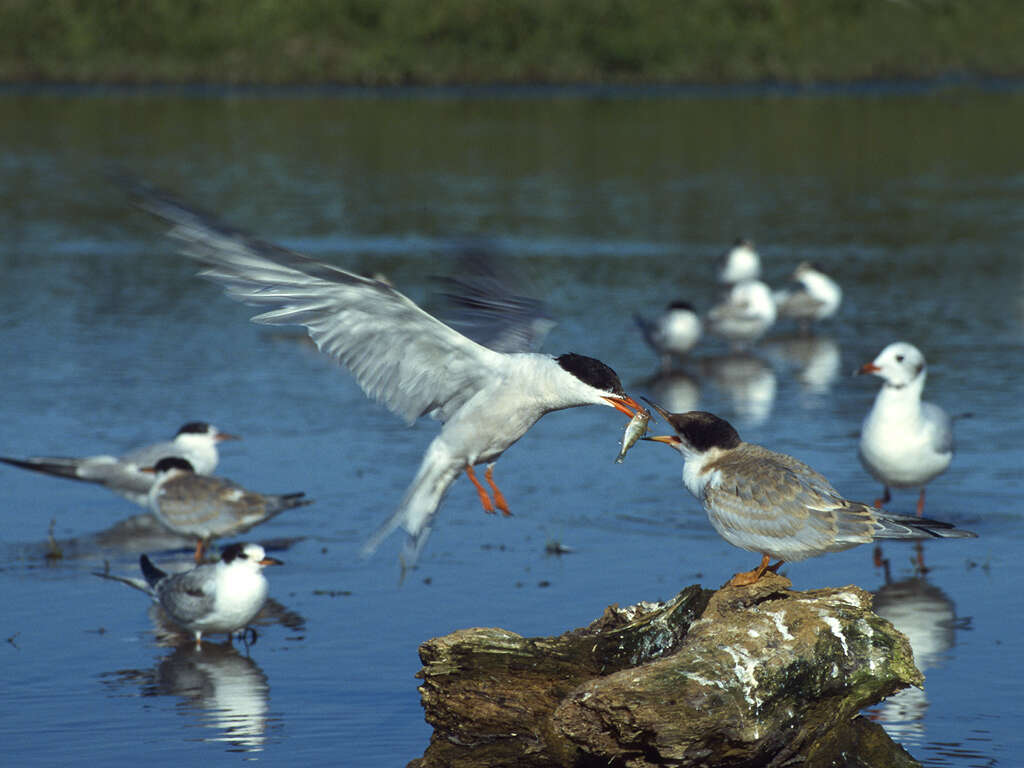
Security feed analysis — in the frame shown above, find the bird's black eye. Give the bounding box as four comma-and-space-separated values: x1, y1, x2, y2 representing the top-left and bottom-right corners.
895, 355, 904, 362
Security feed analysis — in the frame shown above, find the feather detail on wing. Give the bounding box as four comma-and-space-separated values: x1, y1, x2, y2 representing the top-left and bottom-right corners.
136, 187, 504, 425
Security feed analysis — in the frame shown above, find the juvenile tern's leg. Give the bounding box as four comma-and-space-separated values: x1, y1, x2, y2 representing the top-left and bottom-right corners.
727, 554, 785, 587
484, 464, 511, 516
915, 488, 927, 517
193, 539, 206, 563
873, 486, 891, 509
464, 465, 495, 513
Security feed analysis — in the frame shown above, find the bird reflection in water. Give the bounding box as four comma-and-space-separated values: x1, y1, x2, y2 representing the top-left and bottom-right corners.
867, 547, 971, 748
104, 641, 277, 752
698, 353, 778, 426
761, 334, 842, 397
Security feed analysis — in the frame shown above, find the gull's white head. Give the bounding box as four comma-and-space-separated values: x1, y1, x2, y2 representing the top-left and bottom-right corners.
859, 342, 927, 389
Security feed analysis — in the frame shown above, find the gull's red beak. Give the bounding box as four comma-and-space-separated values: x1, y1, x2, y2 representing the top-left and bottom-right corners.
216, 432, 242, 442
603, 395, 645, 418
857, 362, 881, 375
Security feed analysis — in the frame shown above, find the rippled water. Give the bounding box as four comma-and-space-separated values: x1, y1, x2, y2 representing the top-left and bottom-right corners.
1, 85, 1022, 766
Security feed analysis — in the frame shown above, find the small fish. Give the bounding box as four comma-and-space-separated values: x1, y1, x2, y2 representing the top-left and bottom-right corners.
615, 407, 650, 463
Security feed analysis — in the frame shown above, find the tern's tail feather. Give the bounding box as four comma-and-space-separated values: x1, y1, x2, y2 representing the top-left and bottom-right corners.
0, 456, 86, 481
267, 492, 314, 514
139, 554, 169, 588
360, 443, 461, 567
873, 512, 977, 541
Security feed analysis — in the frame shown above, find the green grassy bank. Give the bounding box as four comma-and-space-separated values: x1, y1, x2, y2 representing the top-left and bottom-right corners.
2, 0, 1022, 85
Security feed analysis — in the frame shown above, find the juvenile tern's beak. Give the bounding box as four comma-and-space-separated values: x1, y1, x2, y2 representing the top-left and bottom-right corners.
140, 466, 156, 474
259, 556, 284, 566
216, 432, 242, 442
856, 362, 881, 376
603, 395, 645, 418
643, 435, 681, 446
641, 397, 673, 422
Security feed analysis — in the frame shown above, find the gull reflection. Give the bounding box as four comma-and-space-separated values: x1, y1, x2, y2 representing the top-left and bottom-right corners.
868, 549, 971, 748
698, 353, 777, 426
762, 334, 842, 397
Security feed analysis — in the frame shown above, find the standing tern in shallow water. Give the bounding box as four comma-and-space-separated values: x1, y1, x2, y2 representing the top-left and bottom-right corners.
857, 342, 953, 516
642, 405, 974, 586
145, 457, 312, 562
0, 422, 238, 506
97, 542, 282, 647
135, 188, 643, 565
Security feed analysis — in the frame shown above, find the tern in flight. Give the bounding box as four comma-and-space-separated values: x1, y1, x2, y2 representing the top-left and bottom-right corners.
136, 188, 642, 565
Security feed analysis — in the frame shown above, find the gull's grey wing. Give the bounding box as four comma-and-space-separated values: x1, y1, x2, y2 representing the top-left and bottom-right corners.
434, 245, 555, 354
136, 188, 506, 424
922, 401, 954, 456
776, 289, 823, 320
157, 567, 217, 623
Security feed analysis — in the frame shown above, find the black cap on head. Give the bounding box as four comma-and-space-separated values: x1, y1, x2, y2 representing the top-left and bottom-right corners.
556, 353, 625, 396
667, 300, 696, 312
153, 456, 195, 473
220, 542, 247, 563
668, 411, 742, 452
177, 422, 212, 436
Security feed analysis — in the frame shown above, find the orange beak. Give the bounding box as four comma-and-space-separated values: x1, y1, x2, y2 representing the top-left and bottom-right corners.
216, 432, 242, 442
644, 434, 681, 446
603, 394, 645, 418
857, 362, 881, 375
259, 556, 284, 566
140, 466, 156, 474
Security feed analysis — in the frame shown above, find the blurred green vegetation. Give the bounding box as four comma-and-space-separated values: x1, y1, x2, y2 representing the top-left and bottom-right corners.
1, 0, 1021, 84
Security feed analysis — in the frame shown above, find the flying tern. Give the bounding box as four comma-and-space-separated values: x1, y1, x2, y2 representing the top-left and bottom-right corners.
145, 457, 311, 562
643, 405, 974, 586
135, 188, 643, 565
0, 422, 238, 506
857, 342, 953, 516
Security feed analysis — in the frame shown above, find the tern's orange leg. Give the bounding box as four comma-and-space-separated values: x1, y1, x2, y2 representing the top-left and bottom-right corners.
193, 539, 206, 563
484, 465, 511, 516
727, 554, 785, 587
915, 488, 926, 517
465, 465, 496, 514
873, 486, 891, 509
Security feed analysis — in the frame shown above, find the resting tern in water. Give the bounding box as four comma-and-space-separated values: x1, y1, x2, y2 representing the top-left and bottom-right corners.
135, 188, 643, 565
774, 261, 843, 326
145, 457, 312, 562
716, 238, 761, 285
857, 342, 953, 516
634, 301, 703, 370
97, 542, 282, 647
643, 405, 974, 586
0, 422, 239, 506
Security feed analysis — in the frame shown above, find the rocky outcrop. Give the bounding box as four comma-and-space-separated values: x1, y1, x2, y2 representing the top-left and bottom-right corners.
410, 574, 922, 767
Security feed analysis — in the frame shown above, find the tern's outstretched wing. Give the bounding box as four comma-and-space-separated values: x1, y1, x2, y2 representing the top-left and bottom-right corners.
136, 188, 506, 425
433, 244, 555, 354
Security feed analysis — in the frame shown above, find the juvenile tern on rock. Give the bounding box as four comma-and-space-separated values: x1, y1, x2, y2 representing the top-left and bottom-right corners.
145, 457, 311, 562
135, 188, 643, 566
857, 342, 953, 516
643, 405, 974, 586
0, 422, 238, 506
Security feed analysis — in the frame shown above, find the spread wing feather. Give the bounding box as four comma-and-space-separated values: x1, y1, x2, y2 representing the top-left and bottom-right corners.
137, 187, 504, 425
